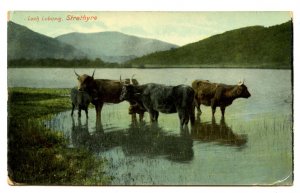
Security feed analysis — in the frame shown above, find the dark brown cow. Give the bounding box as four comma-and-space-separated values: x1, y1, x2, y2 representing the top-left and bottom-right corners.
75, 70, 126, 124
75, 70, 144, 124
192, 80, 251, 117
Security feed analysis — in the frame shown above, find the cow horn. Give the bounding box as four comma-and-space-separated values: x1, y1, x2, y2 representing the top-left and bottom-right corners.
92, 69, 96, 78
74, 70, 80, 78
238, 79, 244, 86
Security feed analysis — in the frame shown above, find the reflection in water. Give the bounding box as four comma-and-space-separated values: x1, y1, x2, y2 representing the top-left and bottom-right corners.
124, 122, 193, 162
70, 118, 194, 162
71, 117, 90, 148
191, 117, 248, 147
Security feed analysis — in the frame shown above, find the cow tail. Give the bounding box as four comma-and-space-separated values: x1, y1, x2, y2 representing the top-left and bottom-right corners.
182, 87, 195, 125
189, 88, 196, 124
181, 87, 187, 107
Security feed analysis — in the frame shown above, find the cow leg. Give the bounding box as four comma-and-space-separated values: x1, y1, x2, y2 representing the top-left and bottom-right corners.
78, 108, 81, 117
131, 113, 138, 125
184, 111, 190, 127
95, 102, 104, 124
149, 112, 154, 122
220, 106, 226, 117
154, 111, 159, 122
211, 106, 216, 117
149, 110, 159, 122
178, 110, 189, 130
193, 98, 201, 116
85, 108, 88, 119
189, 107, 195, 126
129, 103, 138, 123
71, 103, 75, 116
196, 102, 202, 116
131, 113, 137, 122
211, 100, 217, 117
139, 112, 144, 122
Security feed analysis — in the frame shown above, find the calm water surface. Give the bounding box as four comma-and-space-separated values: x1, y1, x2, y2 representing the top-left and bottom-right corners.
8, 68, 293, 185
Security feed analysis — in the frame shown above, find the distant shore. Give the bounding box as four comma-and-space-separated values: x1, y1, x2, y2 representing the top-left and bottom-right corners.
8, 57, 292, 69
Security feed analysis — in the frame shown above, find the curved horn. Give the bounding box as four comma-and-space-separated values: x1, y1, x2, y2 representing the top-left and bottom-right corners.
74, 69, 80, 78
92, 69, 96, 78
238, 79, 244, 86
131, 74, 136, 79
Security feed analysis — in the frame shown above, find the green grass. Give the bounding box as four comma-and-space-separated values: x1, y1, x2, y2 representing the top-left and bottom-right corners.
7, 87, 112, 185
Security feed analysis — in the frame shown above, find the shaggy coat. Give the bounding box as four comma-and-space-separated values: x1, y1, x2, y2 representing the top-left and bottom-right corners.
192, 80, 251, 117
120, 83, 195, 129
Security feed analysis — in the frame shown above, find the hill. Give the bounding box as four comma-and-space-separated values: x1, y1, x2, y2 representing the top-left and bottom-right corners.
55, 31, 178, 63
127, 20, 293, 69
7, 21, 86, 60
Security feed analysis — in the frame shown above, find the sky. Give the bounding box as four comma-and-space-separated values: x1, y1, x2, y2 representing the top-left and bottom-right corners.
9, 11, 292, 46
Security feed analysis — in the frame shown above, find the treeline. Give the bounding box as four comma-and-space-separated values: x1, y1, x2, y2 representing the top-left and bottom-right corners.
7, 58, 135, 68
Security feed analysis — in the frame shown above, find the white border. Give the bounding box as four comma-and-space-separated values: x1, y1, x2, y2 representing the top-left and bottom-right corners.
1, 1, 299, 193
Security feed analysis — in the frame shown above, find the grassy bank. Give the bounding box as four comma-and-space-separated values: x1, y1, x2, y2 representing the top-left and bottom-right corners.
7, 87, 112, 185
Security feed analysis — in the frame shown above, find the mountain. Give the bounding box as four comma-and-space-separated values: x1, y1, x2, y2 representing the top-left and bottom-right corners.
7, 21, 86, 60
55, 31, 179, 63
127, 20, 293, 69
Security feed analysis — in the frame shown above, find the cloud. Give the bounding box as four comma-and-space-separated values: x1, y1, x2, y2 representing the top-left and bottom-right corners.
9, 11, 291, 46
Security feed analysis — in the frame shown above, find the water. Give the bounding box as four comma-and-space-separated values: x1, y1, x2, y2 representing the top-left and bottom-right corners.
8, 68, 293, 185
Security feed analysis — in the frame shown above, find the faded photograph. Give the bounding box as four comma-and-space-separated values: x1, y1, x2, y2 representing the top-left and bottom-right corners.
7, 11, 293, 185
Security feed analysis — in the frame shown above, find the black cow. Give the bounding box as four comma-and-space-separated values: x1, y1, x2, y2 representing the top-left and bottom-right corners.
120, 83, 195, 129
126, 77, 146, 122
192, 80, 251, 117
70, 87, 91, 118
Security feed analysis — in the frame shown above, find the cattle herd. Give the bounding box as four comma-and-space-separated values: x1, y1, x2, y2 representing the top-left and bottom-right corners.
71, 70, 251, 129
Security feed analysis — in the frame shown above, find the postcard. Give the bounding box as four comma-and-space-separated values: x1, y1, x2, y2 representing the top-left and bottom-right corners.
7, 11, 293, 186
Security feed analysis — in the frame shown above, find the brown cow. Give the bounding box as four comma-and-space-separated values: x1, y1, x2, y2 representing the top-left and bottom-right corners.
75, 70, 127, 124
192, 80, 251, 117
75, 70, 144, 124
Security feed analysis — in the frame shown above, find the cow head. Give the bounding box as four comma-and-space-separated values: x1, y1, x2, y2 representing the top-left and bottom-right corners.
236, 80, 251, 98
131, 78, 139, 86
120, 84, 143, 102
120, 75, 131, 85
75, 70, 95, 91
120, 84, 134, 101
131, 74, 139, 86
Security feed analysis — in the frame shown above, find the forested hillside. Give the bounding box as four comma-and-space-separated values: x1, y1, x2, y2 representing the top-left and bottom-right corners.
127, 21, 293, 69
